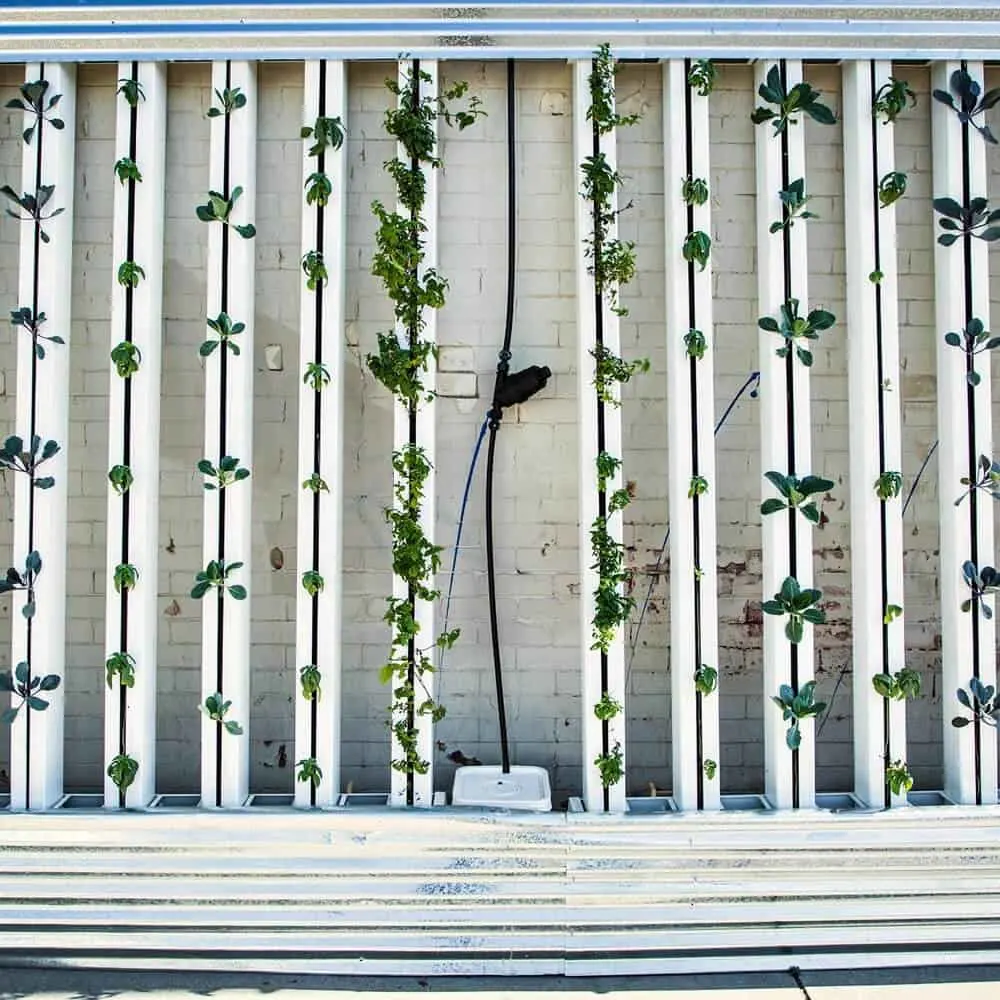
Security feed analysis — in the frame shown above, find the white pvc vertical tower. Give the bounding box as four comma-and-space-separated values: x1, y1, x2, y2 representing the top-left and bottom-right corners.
294, 59, 346, 808
200, 60, 256, 808
8, 62, 76, 811
103, 61, 166, 808
754, 60, 816, 810
389, 58, 438, 808
663, 59, 720, 811
931, 60, 997, 806
574, 58, 627, 814
842, 61, 907, 809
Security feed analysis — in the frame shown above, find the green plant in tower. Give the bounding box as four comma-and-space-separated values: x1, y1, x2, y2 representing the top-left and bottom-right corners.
682, 176, 709, 206
302, 472, 329, 493
933, 68, 1000, 145
591, 345, 648, 407
760, 470, 834, 524
200, 312, 245, 357
107, 753, 139, 793
297, 757, 323, 788
770, 177, 817, 233
10, 306, 63, 359
943, 318, 1000, 385
684, 327, 707, 360
687, 60, 717, 97
207, 85, 246, 118
110, 340, 142, 378
589, 511, 634, 654
301, 251, 328, 291
877, 171, 908, 208
0, 184, 64, 243
5, 79, 64, 144
933, 197, 1000, 247
772, 681, 826, 750
299, 664, 322, 701
197, 455, 250, 491
682, 230, 712, 271
594, 691, 622, 721
201, 692, 243, 735
703, 758, 718, 780
105, 651, 137, 690
0, 435, 59, 491
301, 570, 325, 596
107, 464, 134, 496
874, 470, 903, 501
956, 454, 1000, 506
689, 475, 709, 499
960, 561, 1000, 619
751, 64, 836, 134
305, 171, 333, 208
191, 560, 247, 601
872, 77, 916, 124
195, 186, 256, 239
303, 361, 331, 391
885, 759, 914, 796
117, 76, 145, 108
113, 562, 138, 594
594, 742, 624, 787
301, 114, 345, 157
758, 297, 836, 367
114, 157, 142, 185
952, 677, 1000, 729
762, 576, 826, 644
117, 260, 145, 288
694, 664, 718, 696
883, 604, 903, 625
0, 661, 60, 726
872, 667, 921, 701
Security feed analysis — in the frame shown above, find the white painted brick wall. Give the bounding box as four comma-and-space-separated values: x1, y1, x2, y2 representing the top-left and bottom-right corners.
0, 58, 986, 802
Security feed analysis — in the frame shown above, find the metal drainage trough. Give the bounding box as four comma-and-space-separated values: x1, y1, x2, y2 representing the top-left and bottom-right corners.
720, 793, 772, 812
0, 794, 9, 810
907, 789, 955, 807
336, 792, 390, 808
54, 793, 104, 810
815, 791, 867, 812
625, 795, 678, 814
149, 793, 202, 809
245, 793, 295, 808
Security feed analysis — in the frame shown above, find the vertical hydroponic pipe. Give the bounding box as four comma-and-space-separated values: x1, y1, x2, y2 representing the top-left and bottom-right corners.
664, 59, 721, 812
842, 60, 908, 809
931, 59, 997, 806
8, 63, 76, 811
294, 60, 346, 808
754, 59, 818, 810
199, 60, 256, 809
103, 61, 166, 809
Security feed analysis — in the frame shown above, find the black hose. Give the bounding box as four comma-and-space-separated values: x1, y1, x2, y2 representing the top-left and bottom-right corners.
483, 58, 518, 774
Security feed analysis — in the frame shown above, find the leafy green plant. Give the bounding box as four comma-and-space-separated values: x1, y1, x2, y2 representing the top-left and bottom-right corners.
0, 435, 58, 490
874, 470, 903, 500
682, 176, 709, 206
872, 667, 921, 701
302, 570, 325, 596
878, 171, 907, 209
301, 114, 345, 157
299, 664, 322, 701
0, 662, 60, 725
869, 270, 884, 285
591, 345, 648, 407
772, 680, 826, 749
197, 455, 250, 491
105, 651, 136, 690
933, 197, 1000, 246
191, 560, 247, 601
760, 470, 834, 524
590, 514, 634, 653
770, 177, 816, 233
689, 475, 709, 499
108, 464, 134, 496
200, 312, 244, 357
10, 306, 63, 359
303, 361, 331, 391
961, 561, 1000, 619
762, 576, 826, 644
117, 260, 145, 288
302, 472, 329, 493
0, 550, 42, 620
694, 664, 718, 696
751, 64, 836, 134
883, 604, 903, 625
305, 171, 332, 208
594, 742, 624, 787
595, 451, 622, 493
207, 85, 246, 118
886, 759, 914, 795
0, 183, 64, 243
593, 691, 622, 721
684, 327, 707, 361
873, 77, 916, 123
195, 186, 256, 239
682, 230, 711, 270
201, 692, 243, 735
943, 317, 1000, 385
301, 251, 328, 291
114, 157, 143, 186
113, 563, 138, 594
953, 676, 1000, 729
5, 79, 64, 144
957, 454, 1000, 506
107, 752, 139, 793
297, 757, 323, 788
933, 68, 1000, 145
687, 60, 717, 97
110, 340, 141, 377
117, 76, 145, 108
703, 758, 718, 780
758, 297, 835, 367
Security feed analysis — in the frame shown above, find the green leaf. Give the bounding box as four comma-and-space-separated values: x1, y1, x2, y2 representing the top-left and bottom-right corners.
760, 498, 787, 516
785, 616, 804, 644
224, 720, 244, 736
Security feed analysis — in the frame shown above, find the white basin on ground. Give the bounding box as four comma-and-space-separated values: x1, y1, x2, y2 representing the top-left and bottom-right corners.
451, 765, 552, 812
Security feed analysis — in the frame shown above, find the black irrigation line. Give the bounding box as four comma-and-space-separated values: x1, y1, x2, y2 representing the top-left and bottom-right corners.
590, 55, 610, 815
958, 59, 983, 807
23, 61, 46, 810
868, 63, 893, 810
683, 60, 705, 811
306, 58, 328, 809
117, 59, 140, 809
778, 60, 800, 810
214, 59, 233, 809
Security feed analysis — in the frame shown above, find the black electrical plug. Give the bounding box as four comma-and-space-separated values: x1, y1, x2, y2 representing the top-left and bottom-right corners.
494, 365, 552, 409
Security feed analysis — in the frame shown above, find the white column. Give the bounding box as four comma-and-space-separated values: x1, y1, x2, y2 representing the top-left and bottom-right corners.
103, 61, 166, 809
294, 60, 346, 809
389, 59, 438, 809
663, 59, 720, 812
842, 61, 907, 809
8, 63, 76, 811
200, 60, 256, 809
755, 60, 816, 810
931, 60, 997, 806
574, 59, 627, 815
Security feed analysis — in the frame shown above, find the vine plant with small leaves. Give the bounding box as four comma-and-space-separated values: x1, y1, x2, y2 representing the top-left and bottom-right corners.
365, 63, 481, 793
0, 78, 67, 807
581, 44, 642, 795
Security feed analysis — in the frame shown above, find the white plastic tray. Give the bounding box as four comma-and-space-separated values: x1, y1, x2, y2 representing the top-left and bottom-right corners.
451, 765, 552, 812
